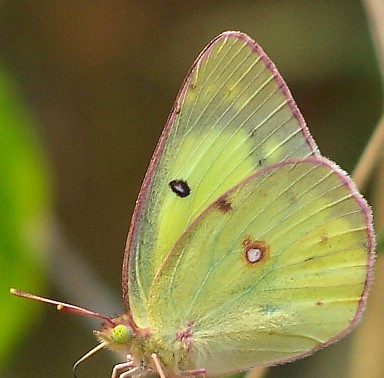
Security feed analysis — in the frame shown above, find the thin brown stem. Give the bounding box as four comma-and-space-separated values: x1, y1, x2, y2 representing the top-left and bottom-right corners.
352, 114, 384, 190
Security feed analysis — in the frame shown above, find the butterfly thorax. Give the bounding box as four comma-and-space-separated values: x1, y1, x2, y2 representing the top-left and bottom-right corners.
96, 314, 191, 375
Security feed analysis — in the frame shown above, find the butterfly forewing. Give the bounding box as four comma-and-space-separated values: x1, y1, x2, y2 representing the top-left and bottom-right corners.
148, 157, 374, 375
124, 32, 319, 327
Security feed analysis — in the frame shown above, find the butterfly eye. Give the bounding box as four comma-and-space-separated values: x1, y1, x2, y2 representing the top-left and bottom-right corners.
111, 324, 132, 344
169, 179, 191, 197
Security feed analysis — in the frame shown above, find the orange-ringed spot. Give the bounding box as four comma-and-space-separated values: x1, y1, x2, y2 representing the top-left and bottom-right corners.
242, 238, 269, 266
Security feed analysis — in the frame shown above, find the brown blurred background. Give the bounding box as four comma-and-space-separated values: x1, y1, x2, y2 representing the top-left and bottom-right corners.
1, 1, 381, 378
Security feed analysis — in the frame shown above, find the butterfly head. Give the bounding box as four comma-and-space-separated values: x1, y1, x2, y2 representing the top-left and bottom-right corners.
94, 314, 136, 352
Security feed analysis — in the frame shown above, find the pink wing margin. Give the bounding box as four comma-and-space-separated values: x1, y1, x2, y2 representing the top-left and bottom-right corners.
121, 31, 320, 318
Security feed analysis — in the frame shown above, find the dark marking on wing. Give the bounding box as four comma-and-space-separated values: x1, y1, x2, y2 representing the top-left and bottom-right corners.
215, 195, 233, 213
242, 237, 269, 266
169, 179, 191, 198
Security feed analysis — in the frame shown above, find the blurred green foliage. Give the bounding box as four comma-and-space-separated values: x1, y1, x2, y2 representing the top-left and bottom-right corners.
0, 67, 51, 368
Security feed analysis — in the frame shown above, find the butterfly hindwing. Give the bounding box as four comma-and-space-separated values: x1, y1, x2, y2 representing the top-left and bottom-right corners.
147, 157, 374, 375
124, 32, 319, 327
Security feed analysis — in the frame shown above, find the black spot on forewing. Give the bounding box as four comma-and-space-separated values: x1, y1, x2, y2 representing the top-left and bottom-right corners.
169, 179, 191, 198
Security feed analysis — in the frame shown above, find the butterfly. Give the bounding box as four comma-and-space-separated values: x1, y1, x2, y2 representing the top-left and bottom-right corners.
11, 31, 375, 378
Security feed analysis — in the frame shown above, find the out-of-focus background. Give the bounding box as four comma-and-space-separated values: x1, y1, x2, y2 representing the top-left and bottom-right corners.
1, 1, 382, 378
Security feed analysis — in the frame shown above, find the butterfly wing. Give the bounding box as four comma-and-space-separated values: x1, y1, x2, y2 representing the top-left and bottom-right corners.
147, 157, 374, 375
123, 32, 319, 327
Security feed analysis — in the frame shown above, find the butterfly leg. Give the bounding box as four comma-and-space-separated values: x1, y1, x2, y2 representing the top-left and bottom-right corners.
151, 353, 166, 378
118, 366, 142, 378
111, 354, 136, 378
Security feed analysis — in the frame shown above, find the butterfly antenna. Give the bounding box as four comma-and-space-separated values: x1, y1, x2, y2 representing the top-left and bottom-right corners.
72, 341, 108, 378
9, 288, 116, 326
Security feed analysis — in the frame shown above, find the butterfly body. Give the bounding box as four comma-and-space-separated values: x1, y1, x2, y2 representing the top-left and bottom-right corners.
97, 315, 190, 376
